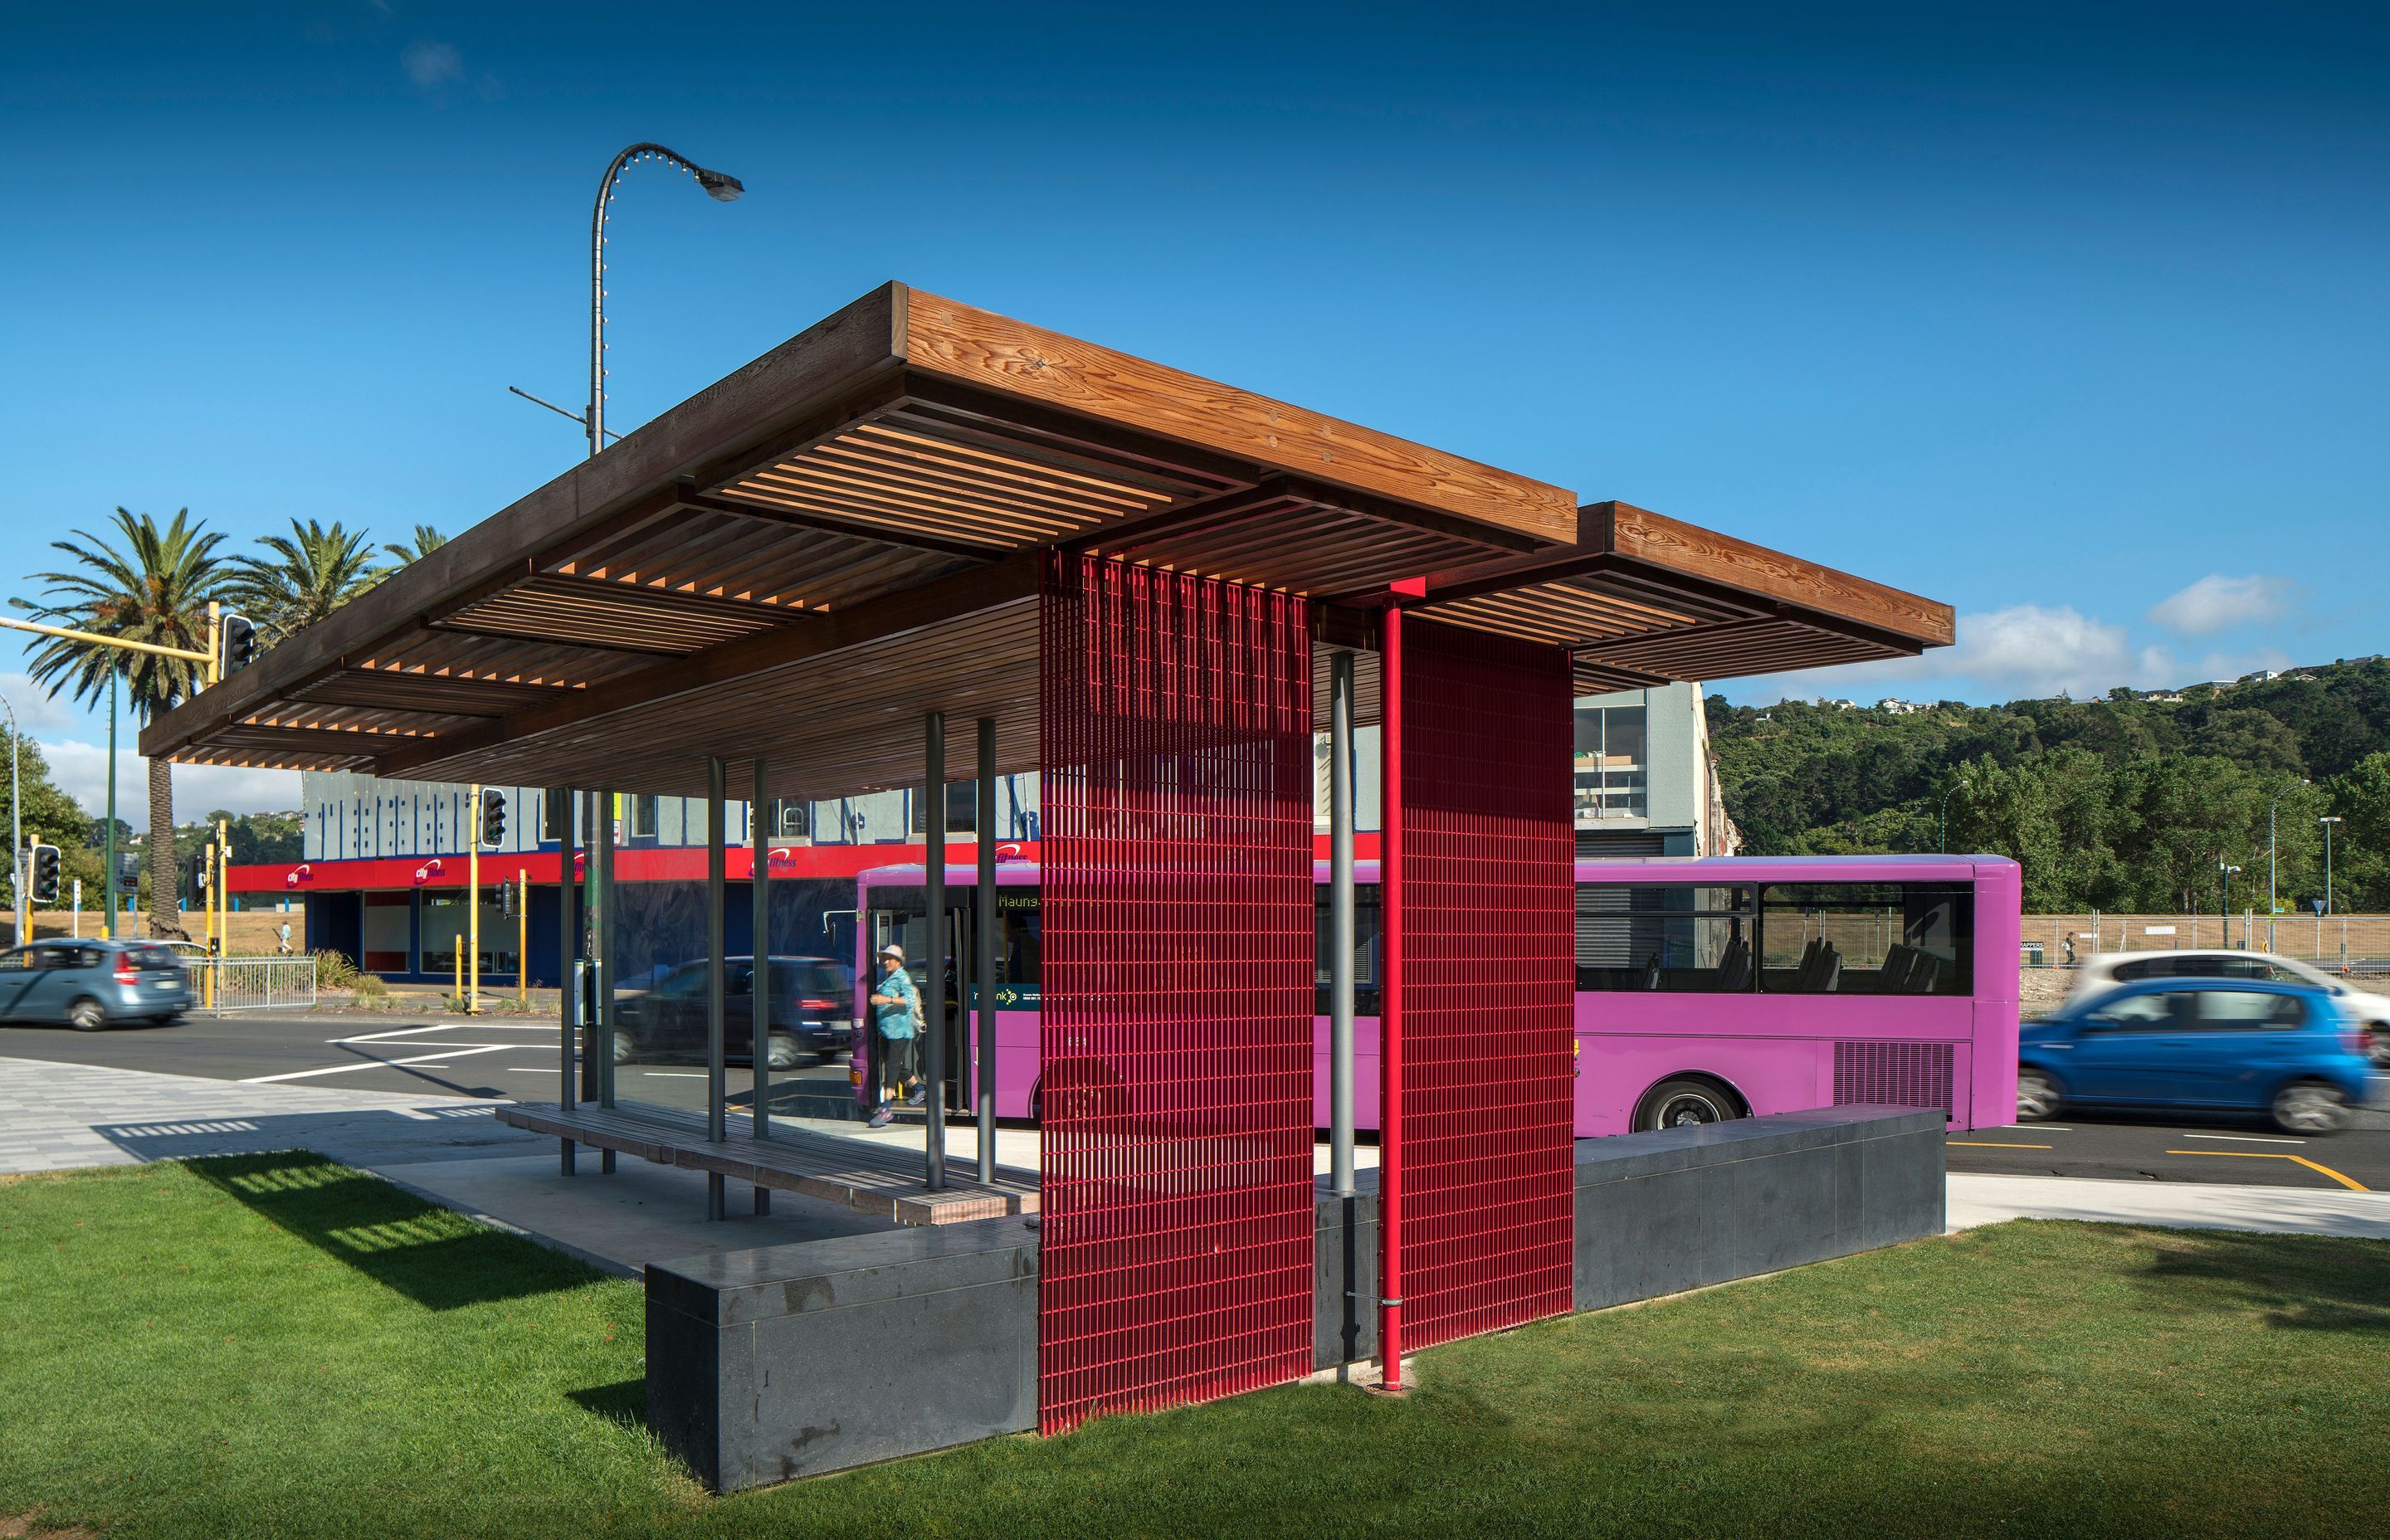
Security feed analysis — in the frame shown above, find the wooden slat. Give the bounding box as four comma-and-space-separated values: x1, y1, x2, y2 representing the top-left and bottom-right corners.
900, 289, 1577, 544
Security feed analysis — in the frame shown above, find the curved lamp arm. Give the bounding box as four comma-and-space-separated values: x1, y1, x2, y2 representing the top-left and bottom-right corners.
589, 142, 743, 458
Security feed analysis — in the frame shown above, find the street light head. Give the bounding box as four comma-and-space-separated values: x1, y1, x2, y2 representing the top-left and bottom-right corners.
696, 168, 744, 202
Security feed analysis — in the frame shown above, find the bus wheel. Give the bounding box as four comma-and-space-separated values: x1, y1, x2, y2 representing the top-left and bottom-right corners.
1634, 1077, 1739, 1133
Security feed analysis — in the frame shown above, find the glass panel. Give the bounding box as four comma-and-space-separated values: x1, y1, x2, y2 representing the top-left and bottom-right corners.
362, 894, 410, 973
2087, 992, 2185, 1031
419, 891, 519, 977
1313, 886, 1383, 1014
1759, 883, 1973, 996
1576, 884, 1753, 992
629, 796, 660, 839
2192, 988, 2305, 1030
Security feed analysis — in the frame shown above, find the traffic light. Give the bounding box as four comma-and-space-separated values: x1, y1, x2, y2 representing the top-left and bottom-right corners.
221, 612, 258, 671
29, 845, 61, 905
497, 880, 516, 918
191, 850, 211, 897
480, 790, 507, 847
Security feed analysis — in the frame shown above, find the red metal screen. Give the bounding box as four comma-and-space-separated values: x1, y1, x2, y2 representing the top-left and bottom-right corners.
1394, 616, 1577, 1349
1037, 552, 1315, 1433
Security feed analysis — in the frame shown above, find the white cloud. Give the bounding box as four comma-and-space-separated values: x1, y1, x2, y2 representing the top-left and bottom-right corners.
401, 39, 464, 90
0, 674, 76, 734
1744, 603, 2183, 704
2147, 573, 2300, 637
39, 740, 300, 832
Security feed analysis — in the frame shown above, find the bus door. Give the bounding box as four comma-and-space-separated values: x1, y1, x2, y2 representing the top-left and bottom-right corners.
867, 893, 973, 1115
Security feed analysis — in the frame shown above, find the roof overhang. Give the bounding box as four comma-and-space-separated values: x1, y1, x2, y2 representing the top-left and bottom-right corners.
143, 282, 1951, 798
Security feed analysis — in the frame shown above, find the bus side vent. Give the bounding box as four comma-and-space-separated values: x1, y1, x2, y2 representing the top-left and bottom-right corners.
1832, 1040, 1954, 1114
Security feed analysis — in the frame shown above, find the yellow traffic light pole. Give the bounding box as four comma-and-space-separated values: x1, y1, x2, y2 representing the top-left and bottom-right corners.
517, 865, 529, 1004
467, 784, 482, 1015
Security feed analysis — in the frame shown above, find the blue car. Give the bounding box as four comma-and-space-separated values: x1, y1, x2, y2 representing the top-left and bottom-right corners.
2018, 977, 2373, 1133
0, 939, 194, 1031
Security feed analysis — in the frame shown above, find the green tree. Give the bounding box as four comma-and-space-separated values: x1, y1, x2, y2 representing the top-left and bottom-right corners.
0, 729, 99, 934
16, 508, 226, 939
2324, 751, 2390, 912
224, 518, 381, 646
379, 523, 448, 570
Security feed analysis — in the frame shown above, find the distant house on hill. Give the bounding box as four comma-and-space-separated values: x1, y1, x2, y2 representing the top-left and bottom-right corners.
1874, 697, 1927, 715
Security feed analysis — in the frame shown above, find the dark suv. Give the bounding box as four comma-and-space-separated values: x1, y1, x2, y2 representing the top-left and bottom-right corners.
612, 955, 854, 1068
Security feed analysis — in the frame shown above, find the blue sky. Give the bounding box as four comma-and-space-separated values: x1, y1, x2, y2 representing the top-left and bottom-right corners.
3, 2, 2383, 823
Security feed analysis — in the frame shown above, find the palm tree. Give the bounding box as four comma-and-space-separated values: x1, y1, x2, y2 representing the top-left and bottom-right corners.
223, 519, 381, 645
380, 524, 448, 570
17, 509, 225, 940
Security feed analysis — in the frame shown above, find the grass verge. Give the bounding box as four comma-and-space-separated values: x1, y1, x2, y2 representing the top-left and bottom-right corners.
3, 1155, 2387, 1538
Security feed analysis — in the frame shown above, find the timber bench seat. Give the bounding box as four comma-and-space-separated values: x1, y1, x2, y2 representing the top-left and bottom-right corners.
498, 1101, 1039, 1226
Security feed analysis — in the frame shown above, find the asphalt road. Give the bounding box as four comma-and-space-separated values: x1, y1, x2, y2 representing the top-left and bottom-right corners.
7, 1009, 2387, 1191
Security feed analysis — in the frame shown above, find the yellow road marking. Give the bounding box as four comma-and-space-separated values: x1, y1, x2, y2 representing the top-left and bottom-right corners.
1949, 1141, 2054, 1149
2164, 1151, 2369, 1192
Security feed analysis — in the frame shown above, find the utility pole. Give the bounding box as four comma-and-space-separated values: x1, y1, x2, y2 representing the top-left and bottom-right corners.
105, 672, 118, 938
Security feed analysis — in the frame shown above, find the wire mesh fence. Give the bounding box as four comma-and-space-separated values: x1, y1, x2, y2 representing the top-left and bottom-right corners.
2020, 914, 2390, 973
192, 955, 319, 1014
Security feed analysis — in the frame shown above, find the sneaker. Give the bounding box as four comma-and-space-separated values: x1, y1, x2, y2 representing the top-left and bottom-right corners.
905, 1084, 927, 1108
868, 1109, 894, 1128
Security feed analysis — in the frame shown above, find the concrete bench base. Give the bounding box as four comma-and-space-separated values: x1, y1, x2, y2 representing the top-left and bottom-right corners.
646, 1105, 1946, 1490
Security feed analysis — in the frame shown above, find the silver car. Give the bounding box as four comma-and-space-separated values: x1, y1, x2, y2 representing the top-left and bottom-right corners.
0, 939, 193, 1031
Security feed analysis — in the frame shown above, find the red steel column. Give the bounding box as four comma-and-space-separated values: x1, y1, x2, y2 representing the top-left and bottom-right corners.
1378, 601, 1405, 1388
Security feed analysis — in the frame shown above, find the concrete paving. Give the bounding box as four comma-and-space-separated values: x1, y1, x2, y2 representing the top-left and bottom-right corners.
1948, 1172, 2390, 1240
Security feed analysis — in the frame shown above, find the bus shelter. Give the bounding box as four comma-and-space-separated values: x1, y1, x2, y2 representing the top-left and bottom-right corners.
144, 282, 1951, 1432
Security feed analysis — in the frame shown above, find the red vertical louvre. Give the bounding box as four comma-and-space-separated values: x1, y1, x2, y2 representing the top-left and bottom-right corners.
1037, 552, 1315, 1434
1395, 616, 1576, 1349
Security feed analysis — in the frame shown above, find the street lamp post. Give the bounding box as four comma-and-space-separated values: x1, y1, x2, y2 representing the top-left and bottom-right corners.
2270, 778, 2308, 919
1938, 777, 1971, 854
2319, 816, 2342, 916
589, 143, 743, 460
2217, 860, 2241, 922
1, 690, 19, 945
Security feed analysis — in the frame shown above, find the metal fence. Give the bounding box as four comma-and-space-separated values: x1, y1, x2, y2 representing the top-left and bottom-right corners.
2020, 914, 2390, 973
192, 955, 319, 1014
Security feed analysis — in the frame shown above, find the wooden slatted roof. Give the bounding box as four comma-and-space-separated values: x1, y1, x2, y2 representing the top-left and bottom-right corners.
142, 283, 1950, 799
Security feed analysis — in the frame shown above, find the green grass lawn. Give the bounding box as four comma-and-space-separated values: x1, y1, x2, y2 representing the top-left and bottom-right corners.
4, 1154, 2388, 1540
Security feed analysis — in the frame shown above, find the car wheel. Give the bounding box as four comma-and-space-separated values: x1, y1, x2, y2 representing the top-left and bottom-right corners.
2271, 1079, 2349, 1135
1634, 1077, 1739, 1133
66, 997, 106, 1033
2017, 1067, 2063, 1122
765, 1034, 800, 1071
2368, 1024, 2390, 1071
612, 1029, 637, 1065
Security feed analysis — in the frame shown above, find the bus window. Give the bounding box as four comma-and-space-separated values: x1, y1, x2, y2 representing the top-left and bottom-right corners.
1758, 883, 1973, 995
1314, 887, 1383, 1016
997, 889, 1041, 993
1575, 885, 1755, 992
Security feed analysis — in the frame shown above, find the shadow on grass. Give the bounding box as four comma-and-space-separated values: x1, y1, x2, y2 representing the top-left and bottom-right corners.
2133, 1225, 2390, 1336
186, 1150, 598, 1311
568, 1379, 649, 1435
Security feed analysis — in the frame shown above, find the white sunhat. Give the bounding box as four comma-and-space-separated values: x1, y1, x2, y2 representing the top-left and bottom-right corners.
878, 943, 906, 962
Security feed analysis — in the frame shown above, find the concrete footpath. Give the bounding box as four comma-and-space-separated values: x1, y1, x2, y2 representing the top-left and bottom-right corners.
11, 1057, 2390, 1271
1949, 1172, 2390, 1240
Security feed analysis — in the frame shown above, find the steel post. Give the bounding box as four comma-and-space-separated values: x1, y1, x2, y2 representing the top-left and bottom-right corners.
976, 716, 997, 1185
706, 758, 728, 1219
583, 792, 602, 1104
1329, 650, 1356, 1196
923, 712, 947, 1191
467, 786, 481, 1015
554, 786, 578, 1175
104, 674, 117, 938
1378, 607, 1406, 1389
752, 759, 772, 1147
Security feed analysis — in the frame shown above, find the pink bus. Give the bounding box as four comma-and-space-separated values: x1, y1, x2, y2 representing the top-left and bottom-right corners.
855, 854, 2021, 1135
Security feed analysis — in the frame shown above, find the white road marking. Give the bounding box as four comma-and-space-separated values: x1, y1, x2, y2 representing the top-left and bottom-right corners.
641, 1070, 706, 1078
2180, 1132, 2307, 1145
241, 1044, 519, 1084
327, 1023, 558, 1045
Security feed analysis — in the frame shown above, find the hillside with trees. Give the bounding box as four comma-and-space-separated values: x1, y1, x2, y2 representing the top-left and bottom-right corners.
1710, 657, 2390, 914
